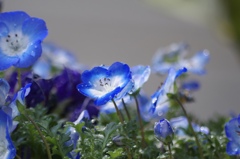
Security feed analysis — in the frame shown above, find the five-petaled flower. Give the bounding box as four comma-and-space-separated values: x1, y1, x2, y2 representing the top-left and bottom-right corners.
77, 62, 133, 105
0, 11, 48, 70
225, 114, 240, 155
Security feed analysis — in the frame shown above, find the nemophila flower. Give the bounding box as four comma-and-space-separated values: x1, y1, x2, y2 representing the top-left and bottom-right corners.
151, 67, 187, 114
152, 43, 209, 75
131, 65, 151, 94
0, 109, 16, 159
170, 116, 209, 136
77, 62, 133, 105
139, 92, 168, 121
67, 110, 89, 159
154, 118, 174, 143
225, 114, 240, 155
0, 11, 48, 70
39, 42, 87, 71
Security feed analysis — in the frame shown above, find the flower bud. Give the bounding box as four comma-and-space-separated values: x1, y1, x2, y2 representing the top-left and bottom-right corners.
154, 118, 174, 144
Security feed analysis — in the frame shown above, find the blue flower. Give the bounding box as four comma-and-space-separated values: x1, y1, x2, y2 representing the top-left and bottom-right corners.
225, 115, 240, 155
151, 67, 187, 114
0, 11, 48, 70
154, 118, 174, 143
170, 116, 209, 136
0, 109, 16, 159
152, 43, 209, 75
77, 62, 133, 105
0, 78, 10, 105
67, 110, 89, 159
131, 65, 151, 93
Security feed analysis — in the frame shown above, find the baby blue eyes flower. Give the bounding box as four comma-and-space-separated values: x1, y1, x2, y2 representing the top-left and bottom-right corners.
151, 67, 187, 114
152, 43, 209, 75
154, 118, 174, 143
225, 114, 240, 155
77, 62, 132, 105
0, 11, 48, 70
0, 109, 16, 159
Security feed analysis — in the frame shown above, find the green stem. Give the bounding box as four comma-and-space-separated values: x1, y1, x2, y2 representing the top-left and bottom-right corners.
24, 114, 52, 159
122, 98, 131, 121
112, 99, 124, 124
168, 144, 173, 159
133, 95, 146, 148
175, 97, 204, 159
167, 144, 173, 159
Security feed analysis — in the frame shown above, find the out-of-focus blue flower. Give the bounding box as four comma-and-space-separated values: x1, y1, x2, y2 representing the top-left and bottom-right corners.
139, 92, 168, 121
152, 43, 209, 75
170, 116, 209, 136
131, 65, 151, 93
40, 42, 87, 71
225, 114, 240, 155
0, 78, 10, 105
100, 95, 131, 114
77, 62, 133, 105
154, 118, 174, 143
32, 59, 51, 79
67, 110, 89, 159
151, 67, 187, 114
0, 109, 16, 159
0, 11, 48, 70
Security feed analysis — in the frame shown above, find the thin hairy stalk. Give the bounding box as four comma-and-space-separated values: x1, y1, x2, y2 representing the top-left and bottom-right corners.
133, 95, 146, 148
175, 97, 204, 159
24, 114, 52, 159
112, 99, 124, 124
167, 144, 173, 159
122, 98, 131, 121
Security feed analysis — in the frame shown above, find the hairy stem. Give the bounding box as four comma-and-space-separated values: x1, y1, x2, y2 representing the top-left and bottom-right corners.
175, 97, 204, 159
167, 144, 173, 159
24, 114, 52, 159
122, 98, 131, 121
112, 99, 124, 124
133, 95, 146, 148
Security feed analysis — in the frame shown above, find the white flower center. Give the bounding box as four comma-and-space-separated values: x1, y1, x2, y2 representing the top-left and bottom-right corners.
96, 77, 114, 92
0, 31, 29, 56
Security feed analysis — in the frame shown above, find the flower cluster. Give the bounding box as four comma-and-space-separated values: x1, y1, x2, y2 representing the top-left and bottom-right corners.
0, 10, 237, 159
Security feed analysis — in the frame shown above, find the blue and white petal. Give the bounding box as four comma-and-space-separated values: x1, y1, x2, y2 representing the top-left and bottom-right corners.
0, 78, 10, 105
0, 110, 16, 159
131, 65, 151, 92
151, 67, 187, 112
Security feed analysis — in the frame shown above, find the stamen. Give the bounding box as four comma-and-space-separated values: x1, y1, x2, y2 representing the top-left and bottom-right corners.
15, 34, 18, 37
6, 39, 8, 42
7, 35, 10, 38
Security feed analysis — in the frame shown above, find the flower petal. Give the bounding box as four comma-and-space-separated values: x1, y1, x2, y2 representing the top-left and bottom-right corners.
0, 11, 29, 30
22, 17, 48, 42
0, 53, 19, 70
13, 40, 42, 68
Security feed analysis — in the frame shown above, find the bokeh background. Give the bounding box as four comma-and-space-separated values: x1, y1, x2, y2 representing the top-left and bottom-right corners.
3, 0, 240, 121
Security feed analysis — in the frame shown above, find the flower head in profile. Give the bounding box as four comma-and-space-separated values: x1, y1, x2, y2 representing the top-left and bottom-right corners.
77, 62, 133, 105
225, 114, 240, 155
0, 109, 16, 159
154, 118, 174, 144
151, 67, 187, 114
0, 11, 48, 70
152, 43, 209, 75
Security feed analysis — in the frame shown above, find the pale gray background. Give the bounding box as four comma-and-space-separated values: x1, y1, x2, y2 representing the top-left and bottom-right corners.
4, 1, 240, 121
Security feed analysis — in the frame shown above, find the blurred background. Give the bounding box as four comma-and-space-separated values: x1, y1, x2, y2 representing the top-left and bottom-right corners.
3, 0, 240, 121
